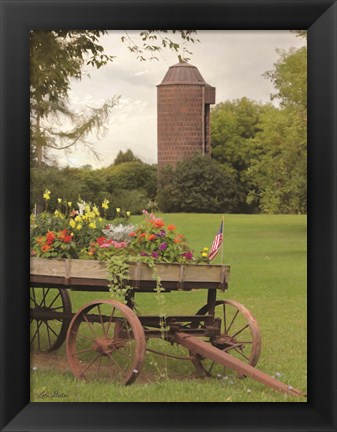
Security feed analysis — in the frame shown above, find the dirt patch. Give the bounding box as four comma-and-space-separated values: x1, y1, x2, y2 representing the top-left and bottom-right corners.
31, 351, 71, 374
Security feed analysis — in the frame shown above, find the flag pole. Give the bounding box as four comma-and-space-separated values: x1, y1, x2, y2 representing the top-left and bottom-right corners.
220, 215, 225, 265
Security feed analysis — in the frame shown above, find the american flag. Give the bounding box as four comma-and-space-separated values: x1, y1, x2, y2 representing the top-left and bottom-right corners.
208, 220, 223, 261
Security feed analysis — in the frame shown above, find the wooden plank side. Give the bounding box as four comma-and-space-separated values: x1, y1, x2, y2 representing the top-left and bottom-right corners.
30, 258, 230, 284
30, 258, 67, 277
70, 259, 108, 279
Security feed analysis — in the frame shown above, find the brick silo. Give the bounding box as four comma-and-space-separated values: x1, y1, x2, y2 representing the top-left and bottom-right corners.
157, 61, 216, 168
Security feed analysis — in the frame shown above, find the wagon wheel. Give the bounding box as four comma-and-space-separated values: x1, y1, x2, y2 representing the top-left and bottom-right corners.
190, 300, 261, 378
30, 287, 72, 352
66, 299, 146, 385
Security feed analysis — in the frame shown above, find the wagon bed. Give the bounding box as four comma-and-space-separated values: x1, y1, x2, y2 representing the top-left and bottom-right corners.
30, 257, 230, 291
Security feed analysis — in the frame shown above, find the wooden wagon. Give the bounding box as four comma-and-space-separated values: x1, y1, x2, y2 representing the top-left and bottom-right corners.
30, 257, 304, 396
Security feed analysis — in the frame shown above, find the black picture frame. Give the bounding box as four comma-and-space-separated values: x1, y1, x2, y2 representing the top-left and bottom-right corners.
1, 0, 336, 431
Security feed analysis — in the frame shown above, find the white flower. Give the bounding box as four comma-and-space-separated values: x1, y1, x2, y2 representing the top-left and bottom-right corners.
102, 224, 135, 242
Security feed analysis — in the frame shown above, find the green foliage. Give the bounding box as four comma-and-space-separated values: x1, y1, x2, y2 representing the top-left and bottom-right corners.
264, 47, 307, 110
248, 45, 307, 214
31, 161, 157, 216
210, 98, 267, 213
157, 153, 235, 213
210, 41, 307, 215
113, 149, 141, 165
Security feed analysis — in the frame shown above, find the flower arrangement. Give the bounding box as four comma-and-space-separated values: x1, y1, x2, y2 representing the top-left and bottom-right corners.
31, 190, 210, 265
32, 229, 77, 258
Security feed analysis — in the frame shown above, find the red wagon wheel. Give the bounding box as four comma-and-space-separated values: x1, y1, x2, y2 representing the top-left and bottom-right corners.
190, 300, 261, 378
66, 299, 146, 385
30, 287, 72, 352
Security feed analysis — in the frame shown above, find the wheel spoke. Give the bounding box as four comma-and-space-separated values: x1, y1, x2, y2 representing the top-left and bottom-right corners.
82, 313, 96, 335
30, 320, 43, 346
232, 347, 250, 362
50, 306, 64, 311
45, 321, 59, 338
227, 310, 239, 334
70, 348, 95, 356
113, 347, 132, 359
31, 288, 37, 306
231, 324, 249, 339
106, 352, 124, 374
223, 302, 227, 334
97, 304, 105, 335
105, 307, 116, 336
39, 288, 50, 308
47, 292, 61, 309
72, 331, 96, 343
79, 353, 102, 378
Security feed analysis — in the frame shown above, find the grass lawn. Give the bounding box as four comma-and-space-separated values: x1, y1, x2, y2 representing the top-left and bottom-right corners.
30, 213, 307, 402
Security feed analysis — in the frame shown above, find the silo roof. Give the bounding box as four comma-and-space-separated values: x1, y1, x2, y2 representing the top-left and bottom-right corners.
158, 61, 208, 86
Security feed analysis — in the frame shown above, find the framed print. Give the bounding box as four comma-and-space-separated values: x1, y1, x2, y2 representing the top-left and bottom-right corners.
1, 0, 336, 431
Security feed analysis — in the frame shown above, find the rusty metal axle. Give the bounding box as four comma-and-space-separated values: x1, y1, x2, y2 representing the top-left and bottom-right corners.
174, 332, 305, 397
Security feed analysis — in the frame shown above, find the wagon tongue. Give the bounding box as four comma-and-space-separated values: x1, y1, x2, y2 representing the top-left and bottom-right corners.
174, 332, 305, 397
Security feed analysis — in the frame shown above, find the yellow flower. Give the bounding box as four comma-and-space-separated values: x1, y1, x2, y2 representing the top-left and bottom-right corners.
126, 211, 131, 217
57, 198, 62, 203
76, 224, 82, 230
89, 222, 96, 229
116, 207, 121, 213
43, 189, 51, 200
201, 252, 208, 257
93, 206, 100, 216
69, 219, 76, 228
67, 201, 72, 207
102, 199, 109, 210
54, 210, 64, 219
203, 247, 209, 251
75, 215, 82, 222
98, 217, 103, 222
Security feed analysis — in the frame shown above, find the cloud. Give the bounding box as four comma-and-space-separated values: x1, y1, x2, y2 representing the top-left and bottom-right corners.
134, 70, 149, 77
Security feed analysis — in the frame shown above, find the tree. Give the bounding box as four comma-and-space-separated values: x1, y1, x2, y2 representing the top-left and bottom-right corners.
210, 98, 266, 213
157, 154, 235, 213
247, 43, 307, 214
264, 46, 307, 110
113, 149, 141, 165
30, 30, 198, 166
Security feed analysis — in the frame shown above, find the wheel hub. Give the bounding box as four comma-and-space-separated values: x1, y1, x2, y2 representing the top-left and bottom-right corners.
93, 336, 126, 354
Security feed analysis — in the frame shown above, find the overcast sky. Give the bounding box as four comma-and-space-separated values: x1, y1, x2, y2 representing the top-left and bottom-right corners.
49, 30, 306, 168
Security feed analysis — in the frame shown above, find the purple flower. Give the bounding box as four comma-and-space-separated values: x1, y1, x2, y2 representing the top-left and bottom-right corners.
140, 251, 149, 256
156, 229, 166, 238
182, 251, 193, 260
151, 251, 159, 258
159, 242, 167, 251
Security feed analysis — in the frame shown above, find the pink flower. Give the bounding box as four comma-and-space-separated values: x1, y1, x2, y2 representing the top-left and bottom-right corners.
182, 251, 193, 260
100, 243, 112, 248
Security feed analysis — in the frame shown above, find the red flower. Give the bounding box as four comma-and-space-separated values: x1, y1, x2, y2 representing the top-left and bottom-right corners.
42, 244, 51, 253
150, 218, 165, 229
97, 236, 109, 246
174, 238, 182, 244
63, 235, 72, 243
46, 231, 55, 245
148, 234, 156, 241
58, 229, 67, 240
128, 231, 136, 237
167, 224, 176, 231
